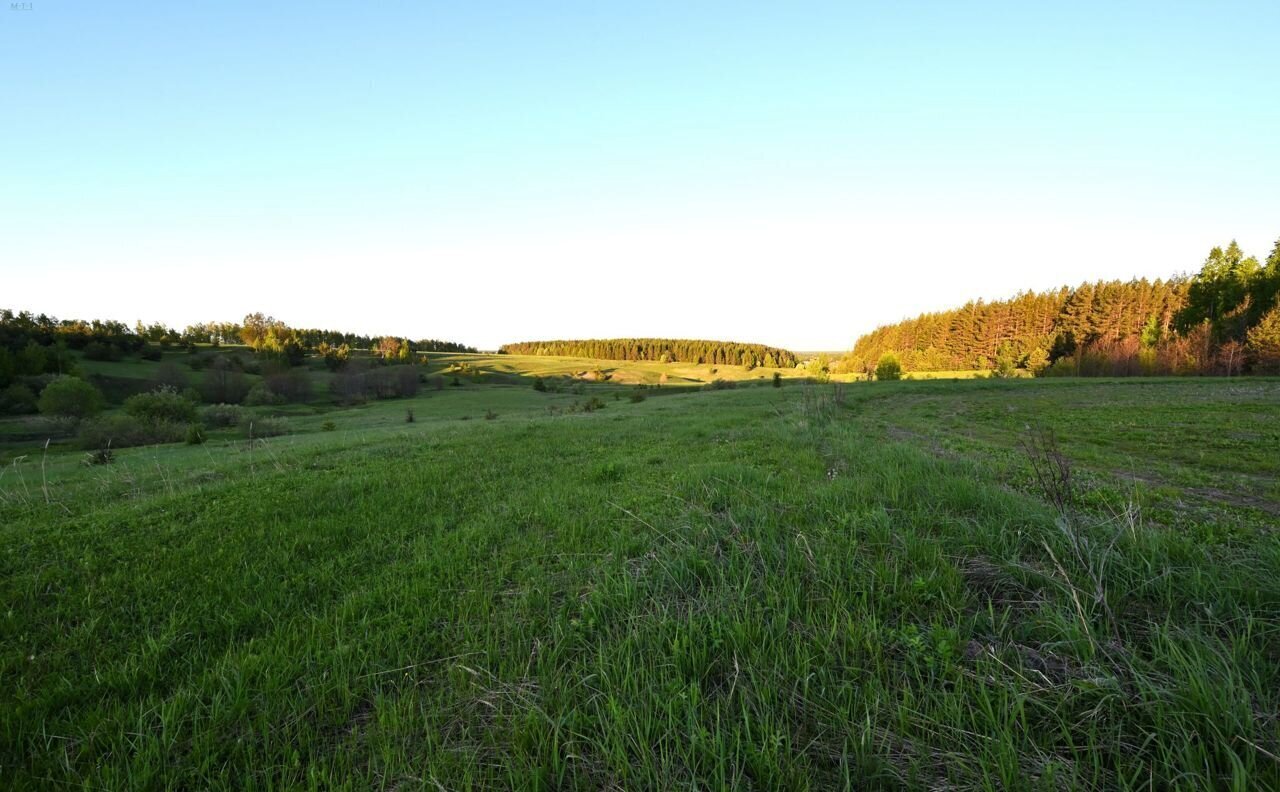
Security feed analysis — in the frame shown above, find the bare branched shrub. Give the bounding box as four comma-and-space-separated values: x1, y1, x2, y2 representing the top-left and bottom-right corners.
1018, 426, 1074, 514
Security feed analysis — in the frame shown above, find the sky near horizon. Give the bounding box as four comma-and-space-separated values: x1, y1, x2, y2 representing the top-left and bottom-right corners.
3, 2, 1278, 351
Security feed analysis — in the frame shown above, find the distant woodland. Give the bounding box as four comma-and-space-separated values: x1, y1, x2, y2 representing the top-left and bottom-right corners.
0, 311, 473, 376
499, 339, 799, 369
846, 238, 1280, 377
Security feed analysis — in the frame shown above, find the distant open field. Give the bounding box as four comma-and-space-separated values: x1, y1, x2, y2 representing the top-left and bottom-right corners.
426, 351, 805, 386
2, 369, 1279, 789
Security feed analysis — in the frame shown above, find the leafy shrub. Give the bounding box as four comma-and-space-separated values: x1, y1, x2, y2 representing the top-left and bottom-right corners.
82, 341, 121, 361
201, 357, 251, 404
1025, 347, 1051, 377
241, 416, 288, 438
244, 382, 285, 406
772, 372, 782, 388
582, 396, 606, 412
484, 409, 498, 420
532, 377, 547, 392
187, 352, 215, 371
405, 408, 415, 423
185, 424, 206, 445
124, 387, 198, 423
390, 366, 419, 398
201, 403, 244, 427
709, 379, 737, 390
38, 377, 105, 421
1, 383, 38, 415
264, 368, 312, 402
875, 353, 903, 381
76, 414, 185, 449
321, 420, 336, 431
139, 345, 163, 361
629, 390, 646, 403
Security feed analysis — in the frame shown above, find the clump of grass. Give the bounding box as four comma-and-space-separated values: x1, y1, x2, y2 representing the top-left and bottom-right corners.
405, 408, 415, 423
184, 424, 206, 445
484, 409, 498, 420
321, 420, 336, 432
629, 390, 646, 403
82, 444, 113, 466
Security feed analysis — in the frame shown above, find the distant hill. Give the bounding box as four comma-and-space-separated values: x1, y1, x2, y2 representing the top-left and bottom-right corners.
499, 338, 798, 368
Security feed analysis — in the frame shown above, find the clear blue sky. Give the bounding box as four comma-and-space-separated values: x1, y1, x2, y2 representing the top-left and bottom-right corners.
3, 1, 1278, 350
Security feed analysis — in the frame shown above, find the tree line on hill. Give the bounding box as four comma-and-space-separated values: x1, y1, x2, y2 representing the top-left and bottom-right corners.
180, 317, 475, 356
845, 238, 1280, 377
499, 338, 799, 369
0, 310, 475, 418
0, 309, 474, 378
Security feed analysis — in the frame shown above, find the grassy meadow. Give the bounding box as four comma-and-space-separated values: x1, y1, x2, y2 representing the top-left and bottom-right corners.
2, 359, 1279, 789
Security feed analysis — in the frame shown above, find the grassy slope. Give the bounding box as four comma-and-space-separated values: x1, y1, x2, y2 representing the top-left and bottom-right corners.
2, 380, 1278, 789
427, 351, 804, 385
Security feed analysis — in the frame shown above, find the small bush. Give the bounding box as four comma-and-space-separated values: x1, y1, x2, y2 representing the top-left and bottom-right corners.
582, 396, 606, 412
139, 345, 163, 362
201, 358, 251, 404
321, 420, 336, 432
185, 424, 206, 445
263, 368, 312, 403
390, 366, 419, 398
201, 403, 244, 427
150, 361, 190, 391
242, 416, 289, 438
124, 387, 198, 423
532, 377, 547, 392
709, 379, 736, 390
82, 341, 121, 362
629, 390, 646, 403
38, 377, 105, 421
77, 414, 185, 449
772, 372, 782, 388
875, 353, 903, 381
244, 382, 285, 406
484, 409, 498, 420
405, 407, 415, 423
0, 383, 38, 415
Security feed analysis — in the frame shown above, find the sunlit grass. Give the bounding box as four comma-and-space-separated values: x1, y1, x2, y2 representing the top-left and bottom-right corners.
2, 379, 1278, 789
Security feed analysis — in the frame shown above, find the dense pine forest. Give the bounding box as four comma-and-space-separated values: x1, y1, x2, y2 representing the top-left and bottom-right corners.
499, 338, 799, 368
845, 238, 1280, 376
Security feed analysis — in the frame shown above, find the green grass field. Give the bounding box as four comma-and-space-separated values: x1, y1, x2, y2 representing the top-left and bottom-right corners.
2, 372, 1279, 789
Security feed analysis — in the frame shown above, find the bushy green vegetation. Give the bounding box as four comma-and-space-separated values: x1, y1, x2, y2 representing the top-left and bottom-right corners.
874, 352, 902, 381
36, 376, 105, 421
2, 378, 1277, 789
